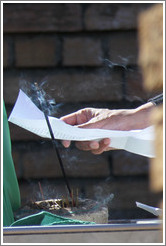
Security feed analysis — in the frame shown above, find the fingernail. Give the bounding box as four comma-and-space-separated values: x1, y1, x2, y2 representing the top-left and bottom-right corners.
104, 139, 110, 145
90, 142, 98, 149
64, 142, 70, 148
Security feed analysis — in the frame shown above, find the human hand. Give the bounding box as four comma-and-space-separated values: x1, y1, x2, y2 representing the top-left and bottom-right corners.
60, 103, 153, 154
60, 108, 113, 154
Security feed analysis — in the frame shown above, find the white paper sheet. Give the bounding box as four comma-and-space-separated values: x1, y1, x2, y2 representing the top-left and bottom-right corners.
136, 201, 162, 216
8, 90, 155, 158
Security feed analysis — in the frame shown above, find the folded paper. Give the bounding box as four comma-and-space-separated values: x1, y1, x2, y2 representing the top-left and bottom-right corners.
8, 90, 155, 158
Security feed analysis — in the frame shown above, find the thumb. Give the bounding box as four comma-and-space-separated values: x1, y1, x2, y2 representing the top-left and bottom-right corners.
77, 118, 100, 129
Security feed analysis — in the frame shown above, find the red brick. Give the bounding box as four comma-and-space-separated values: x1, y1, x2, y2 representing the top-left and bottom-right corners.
15, 36, 58, 67
60, 148, 110, 178
126, 68, 152, 101
85, 3, 153, 31
48, 71, 122, 103
3, 38, 9, 67
108, 31, 138, 65
86, 179, 158, 209
4, 69, 123, 106
18, 179, 85, 204
18, 176, 159, 212
3, 3, 82, 33
18, 180, 69, 203
9, 123, 43, 142
22, 149, 62, 179
3, 71, 20, 105
15, 146, 110, 179
63, 38, 103, 66
112, 150, 149, 176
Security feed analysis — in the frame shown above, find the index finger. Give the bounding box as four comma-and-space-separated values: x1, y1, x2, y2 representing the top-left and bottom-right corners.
60, 112, 77, 125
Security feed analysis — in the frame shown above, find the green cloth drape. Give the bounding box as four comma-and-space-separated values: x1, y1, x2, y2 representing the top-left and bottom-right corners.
3, 102, 94, 226
11, 211, 94, 226
3, 102, 21, 226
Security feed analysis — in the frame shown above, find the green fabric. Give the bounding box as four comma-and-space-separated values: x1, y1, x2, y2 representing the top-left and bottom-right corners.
11, 211, 95, 226
3, 102, 93, 227
3, 102, 21, 226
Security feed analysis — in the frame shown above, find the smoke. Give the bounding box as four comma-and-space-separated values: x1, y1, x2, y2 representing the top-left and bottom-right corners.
103, 58, 128, 70
19, 79, 58, 116
94, 185, 114, 207
60, 148, 103, 171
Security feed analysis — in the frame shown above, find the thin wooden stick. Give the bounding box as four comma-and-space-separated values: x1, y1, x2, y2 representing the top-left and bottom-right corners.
38, 181, 45, 200
71, 189, 75, 207
62, 196, 65, 208
76, 188, 79, 207
65, 196, 70, 208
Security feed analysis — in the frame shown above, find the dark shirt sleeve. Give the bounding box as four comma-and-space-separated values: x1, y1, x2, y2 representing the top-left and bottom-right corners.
148, 93, 163, 106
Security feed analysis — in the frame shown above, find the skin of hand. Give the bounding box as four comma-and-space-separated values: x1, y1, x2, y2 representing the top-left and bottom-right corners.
60, 102, 154, 155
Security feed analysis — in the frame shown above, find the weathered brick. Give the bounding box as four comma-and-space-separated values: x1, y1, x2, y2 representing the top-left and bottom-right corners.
18, 177, 161, 220
3, 71, 20, 105
126, 67, 154, 101
108, 31, 138, 65
9, 123, 42, 142
3, 69, 123, 105
60, 148, 110, 178
112, 150, 149, 176
15, 145, 110, 179
3, 38, 9, 67
18, 179, 70, 204
18, 179, 90, 204
22, 149, 62, 179
48, 70, 123, 103
15, 36, 58, 67
85, 178, 159, 210
18, 176, 161, 213
63, 37, 103, 66
85, 3, 153, 31
3, 3, 82, 33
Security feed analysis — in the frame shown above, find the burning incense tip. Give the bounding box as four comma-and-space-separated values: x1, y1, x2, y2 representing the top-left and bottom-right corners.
38, 181, 45, 200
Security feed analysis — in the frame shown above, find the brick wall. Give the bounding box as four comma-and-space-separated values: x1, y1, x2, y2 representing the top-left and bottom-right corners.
3, 3, 161, 220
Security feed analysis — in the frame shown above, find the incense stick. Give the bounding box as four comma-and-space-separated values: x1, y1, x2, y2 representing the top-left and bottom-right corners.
71, 189, 74, 207
38, 181, 45, 200
76, 188, 79, 207
61, 196, 65, 209
65, 196, 70, 208
34, 82, 72, 198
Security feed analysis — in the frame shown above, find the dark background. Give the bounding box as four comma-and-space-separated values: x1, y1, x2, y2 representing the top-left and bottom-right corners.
3, 3, 160, 220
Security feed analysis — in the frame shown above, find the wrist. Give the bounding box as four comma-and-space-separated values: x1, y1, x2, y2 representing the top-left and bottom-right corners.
131, 102, 154, 129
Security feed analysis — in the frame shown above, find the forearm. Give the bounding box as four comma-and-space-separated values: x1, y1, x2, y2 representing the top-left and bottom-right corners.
101, 102, 154, 131
127, 93, 163, 130
129, 102, 154, 129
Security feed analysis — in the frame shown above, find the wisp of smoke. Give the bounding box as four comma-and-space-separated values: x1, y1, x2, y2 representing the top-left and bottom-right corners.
103, 58, 128, 70
94, 185, 114, 206
19, 79, 57, 116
